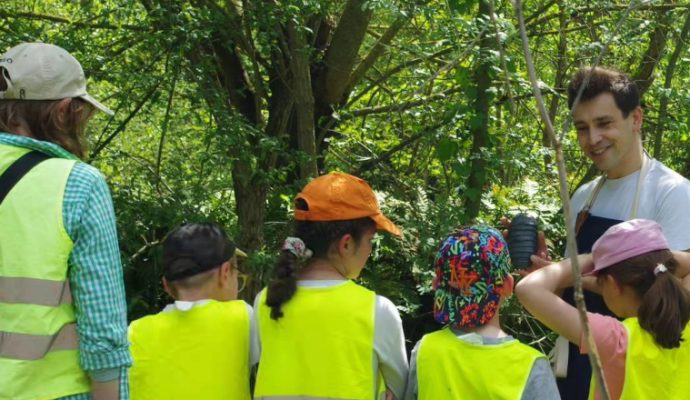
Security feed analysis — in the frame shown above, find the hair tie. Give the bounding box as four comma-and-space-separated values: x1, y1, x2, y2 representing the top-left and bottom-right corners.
653, 264, 668, 276
283, 237, 313, 261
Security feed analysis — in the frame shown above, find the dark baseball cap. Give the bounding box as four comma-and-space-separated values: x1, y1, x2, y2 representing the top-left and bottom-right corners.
162, 223, 246, 282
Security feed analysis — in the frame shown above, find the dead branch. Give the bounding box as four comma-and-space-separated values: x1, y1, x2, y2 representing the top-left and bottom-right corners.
0, 10, 148, 31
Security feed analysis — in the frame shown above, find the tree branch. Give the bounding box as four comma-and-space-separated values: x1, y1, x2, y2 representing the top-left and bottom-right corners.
346, 47, 454, 108
89, 82, 162, 160
526, 3, 689, 31
0, 10, 148, 31
653, 9, 690, 158
632, 7, 674, 95
346, 86, 464, 118
313, 0, 373, 106
354, 122, 445, 175
344, 16, 409, 97
286, 19, 318, 179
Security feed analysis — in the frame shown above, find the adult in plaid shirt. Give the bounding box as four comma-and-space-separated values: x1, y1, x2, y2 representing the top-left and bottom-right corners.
0, 43, 130, 400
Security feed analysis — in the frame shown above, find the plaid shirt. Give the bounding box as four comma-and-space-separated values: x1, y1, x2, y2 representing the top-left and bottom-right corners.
0, 134, 131, 399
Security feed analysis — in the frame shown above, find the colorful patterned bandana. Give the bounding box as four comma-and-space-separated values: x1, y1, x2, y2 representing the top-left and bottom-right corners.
432, 225, 512, 328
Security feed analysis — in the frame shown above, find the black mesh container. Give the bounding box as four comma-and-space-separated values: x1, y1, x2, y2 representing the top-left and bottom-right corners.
507, 214, 538, 268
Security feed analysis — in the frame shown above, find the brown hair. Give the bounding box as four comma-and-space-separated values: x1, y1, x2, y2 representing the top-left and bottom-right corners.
599, 249, 690, 348
265, 199, 376, 320
567, 67, 640, 118
0, 67, 94, 159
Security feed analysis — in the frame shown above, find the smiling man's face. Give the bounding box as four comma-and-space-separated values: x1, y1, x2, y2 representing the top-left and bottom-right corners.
573, 92, 643, 179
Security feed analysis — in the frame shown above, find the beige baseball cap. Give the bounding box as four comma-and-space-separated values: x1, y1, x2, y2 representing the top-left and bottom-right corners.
0, 42, 114, 115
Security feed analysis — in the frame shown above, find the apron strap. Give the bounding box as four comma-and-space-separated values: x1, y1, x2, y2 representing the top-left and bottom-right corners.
578, 153, 651, 225
628, 154, 650, 220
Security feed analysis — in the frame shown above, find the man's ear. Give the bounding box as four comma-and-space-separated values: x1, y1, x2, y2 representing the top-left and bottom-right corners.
631, 106, 643, 135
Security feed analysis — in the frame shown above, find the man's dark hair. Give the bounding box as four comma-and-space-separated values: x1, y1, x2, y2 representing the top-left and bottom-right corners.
567, 67, 640, 117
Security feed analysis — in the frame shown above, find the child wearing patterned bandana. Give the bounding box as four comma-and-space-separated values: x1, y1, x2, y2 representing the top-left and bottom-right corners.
404, 225, 559, 400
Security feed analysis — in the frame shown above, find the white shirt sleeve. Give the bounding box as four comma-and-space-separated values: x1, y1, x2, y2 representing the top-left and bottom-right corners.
246, 302, 260, 367
403, 339, 422, 400
251, 290, 264, 365
653, 178, 690, 251
374, 295, 409, 400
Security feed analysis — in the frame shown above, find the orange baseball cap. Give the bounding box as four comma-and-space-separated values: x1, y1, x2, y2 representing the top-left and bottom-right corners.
294, 172, 401, 236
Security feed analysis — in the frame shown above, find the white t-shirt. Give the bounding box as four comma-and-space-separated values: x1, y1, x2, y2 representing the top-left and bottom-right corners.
253, 280, 409, 399
570, 158, 690, 251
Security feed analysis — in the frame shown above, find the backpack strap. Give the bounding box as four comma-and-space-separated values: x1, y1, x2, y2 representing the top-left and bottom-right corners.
0, 151, 52, 205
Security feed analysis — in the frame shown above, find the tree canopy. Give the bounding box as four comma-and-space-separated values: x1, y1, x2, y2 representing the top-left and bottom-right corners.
2, 0, 690, 350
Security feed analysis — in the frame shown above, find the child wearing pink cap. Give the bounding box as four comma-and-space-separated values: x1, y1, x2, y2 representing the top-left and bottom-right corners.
404, 225, 559, 400
517, 219, 690, 399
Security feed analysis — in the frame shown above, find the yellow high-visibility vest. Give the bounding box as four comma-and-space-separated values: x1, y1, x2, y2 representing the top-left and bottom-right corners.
417, 327, 545, 400
589, 317, 690, 399
128, 300, 251, 400
254, 281, 378, 399
0, 143, 88, 400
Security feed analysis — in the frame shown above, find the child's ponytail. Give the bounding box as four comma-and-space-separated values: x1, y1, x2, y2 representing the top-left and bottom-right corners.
265, 249, 301, 320
638, 260, 690, 348
605, 249, 690, 349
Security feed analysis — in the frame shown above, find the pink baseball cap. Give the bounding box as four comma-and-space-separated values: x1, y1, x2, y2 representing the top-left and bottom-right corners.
587, 219, 669, 276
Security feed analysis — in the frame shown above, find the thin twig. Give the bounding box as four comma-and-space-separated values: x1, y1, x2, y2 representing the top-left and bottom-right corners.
0, 10, 148, 31
513, 1, 611, 399
130, 240, 161, 262
156, 57, 180, 183
488, 0, 516, 115
89, 82, 162, 160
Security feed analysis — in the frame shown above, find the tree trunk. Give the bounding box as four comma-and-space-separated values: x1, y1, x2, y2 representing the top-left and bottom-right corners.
633, 8, 673, 96
653, 10, 690, 158
287, 20, 318, 179
465, 0, 493, 221
232, 159, 267, 252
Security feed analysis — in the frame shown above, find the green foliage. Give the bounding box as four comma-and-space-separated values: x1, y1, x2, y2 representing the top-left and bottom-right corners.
2, 0, 690, 352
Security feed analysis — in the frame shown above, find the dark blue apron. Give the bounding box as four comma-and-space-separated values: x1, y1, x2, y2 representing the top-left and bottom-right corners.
556, 214, 621, 400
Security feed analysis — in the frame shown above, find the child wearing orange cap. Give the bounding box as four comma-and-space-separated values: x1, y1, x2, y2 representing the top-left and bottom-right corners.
404, 225, 559, 400
517, 219, 690, 399
252, 172, 408, 400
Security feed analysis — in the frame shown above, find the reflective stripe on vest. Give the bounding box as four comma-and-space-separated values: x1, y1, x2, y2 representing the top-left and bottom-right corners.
417, 327, 545, 400
0, 143, 89, 399
254, 281, 377, 400
0, 322, 78, 360
589, 318, 690, 400
0, 276, 72, 306
129, 300, 251, 400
